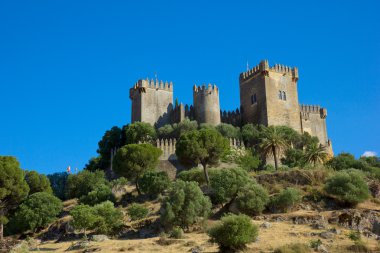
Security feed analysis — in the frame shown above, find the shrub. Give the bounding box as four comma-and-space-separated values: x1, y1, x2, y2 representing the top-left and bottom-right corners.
310, 239, 322, 249
93, 201, 123, 234
274, 243, 312, 253
215, 123, 241, 139
236, 184, 269, 215
128, 203, 149, 221
269, 187, 301, 213
177, 168, 217, 185
169, 227, 183, 239
70, 204, 98, 236
208, 214, 258, 251
237, 152, 261, 171
65, 170, 108, 199
210, 168, 254, 205
25, 170, 53, 194
12, 192, 62, 233
79, 184, 115, 206
138, 171, 170, 197
161, 180, 211, 229
123, 122, 157, 144
324, 169, 370, 206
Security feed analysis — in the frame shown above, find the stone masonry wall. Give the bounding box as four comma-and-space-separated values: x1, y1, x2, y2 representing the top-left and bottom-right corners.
193, 84, 221, 126
300, 104, 329, 146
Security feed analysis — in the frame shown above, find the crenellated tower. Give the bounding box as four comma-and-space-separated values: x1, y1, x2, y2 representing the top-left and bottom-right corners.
129, 78, 173, 127
239, 60, 301, 132
193, 84, 221, 126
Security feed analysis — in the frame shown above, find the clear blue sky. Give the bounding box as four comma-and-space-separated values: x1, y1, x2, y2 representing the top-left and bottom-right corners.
0, 0, 379, 175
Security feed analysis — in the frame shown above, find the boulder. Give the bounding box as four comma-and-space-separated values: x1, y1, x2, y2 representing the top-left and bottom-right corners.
91, 235, 109, 242
260, 222, 272, 229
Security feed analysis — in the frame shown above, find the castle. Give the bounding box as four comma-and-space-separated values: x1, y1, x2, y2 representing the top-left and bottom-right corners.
129, 60, 332, 150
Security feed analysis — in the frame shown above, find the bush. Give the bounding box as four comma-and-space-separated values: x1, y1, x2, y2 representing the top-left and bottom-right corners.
66, 170, 108, 199
237, 152, 261, 171
93, 201, 123, 234
274, 243, 312, 253
324, 169, 370, 206
138, 171, 170, 197
208, 214, 258, 251
236, 184, 269, 215
169, 227, 183, 239
269, 187, 301, 213
215, 123, 241, 139
79, 184, 115, 206
128, 203, 149, 221
11, 192, 62, 233
161, 180, 211, 229
177, 168, 217, 185
210, 168, 254, 205
70, 201, 123, 235
25, 170, 53, 194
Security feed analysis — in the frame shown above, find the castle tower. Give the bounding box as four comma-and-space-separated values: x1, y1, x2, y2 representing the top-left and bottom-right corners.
129, 78, 173, 127
193, 84, 221, 126
239, 60, 302, 132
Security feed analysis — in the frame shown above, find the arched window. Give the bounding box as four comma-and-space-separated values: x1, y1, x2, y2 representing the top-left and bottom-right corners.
282, 91, 287, 101
278, 90, 282, 100
251, 94, 257, 104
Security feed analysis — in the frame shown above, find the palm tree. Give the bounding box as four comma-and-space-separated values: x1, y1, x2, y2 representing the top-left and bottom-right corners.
303, 143, 328, 166
259, 126, 288, 170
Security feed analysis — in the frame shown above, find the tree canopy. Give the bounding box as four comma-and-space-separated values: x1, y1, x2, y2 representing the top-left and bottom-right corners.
25, 170, 53, 195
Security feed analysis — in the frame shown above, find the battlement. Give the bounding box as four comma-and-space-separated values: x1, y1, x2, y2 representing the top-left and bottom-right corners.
131, 78, 173, 92
240, 60, 299, 82
300, 104, 327, 119
193, 83, 219, 94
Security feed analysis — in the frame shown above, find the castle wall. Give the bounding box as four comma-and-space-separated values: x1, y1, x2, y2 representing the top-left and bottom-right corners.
221, 108, 242, 127
193, 84, 221, 126
129, 79, 173, 127
300, 105, 329, 146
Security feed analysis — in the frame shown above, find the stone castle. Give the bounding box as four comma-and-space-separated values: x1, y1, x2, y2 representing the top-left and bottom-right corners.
129, 59, 332, 149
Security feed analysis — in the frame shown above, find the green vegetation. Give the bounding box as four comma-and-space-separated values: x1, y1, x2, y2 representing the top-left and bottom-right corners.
11, 192, 62, 233
176, 128, 229, 185
79, 184, 114, 206
70, 204, 98, 236
169, 227, 183, 239
124, 122, 157, 144
161, 180, 211, 229
236, 183, 269, 215
274, 243, 312, 253
138, 171, 170, 198
177, 168, 217, 185
47, 172, 68, 200
65, 170, 108, 199
25, 170, 53, 194
215, 123, 241, 139
236, 150, 261, 171
259, 126, 288, 170
324, 169, 370, 206
303, 143, 328, 166
0, 156, 30, 240
208, 214, 258, 251
113, 143, 162, 194
209, 168, 253, 206
269, 187, 301, 213
127, 203, 149, 221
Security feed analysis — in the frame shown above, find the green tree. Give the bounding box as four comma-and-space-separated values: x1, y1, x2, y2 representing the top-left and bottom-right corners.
92, 201, 123, 234
0, 156, 29, 240
172, 118, 198, 138
259, 126, 288, 170
138, 171, 170, 198
127, 203, 149, 221
161, 180, 211, 229
215, 123, 241, 139
70, 204, 98, 236
96, 126, 122, 170
47, 172, 68, 200
124, 122, 157, 144
177, 168, 217, 186
324, 169, 370, 206
157, 124, 175, 139
209, 168, 253, 206
269, 187, 301, 213
208, 214, 259, 251
79, 184, 114, 206
236, 184, 269, 215
25, 171, 53, 194
237, 151, 261, 171
241, 124, 262, 148
65, 170, 108, 199
176, 129, 229, 185
304, 143, 328, 166
281, 148, 305, 168
11, 192, 62, 233
113, 144, 162, 194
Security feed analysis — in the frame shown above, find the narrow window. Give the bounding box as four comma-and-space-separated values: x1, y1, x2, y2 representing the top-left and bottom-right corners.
254, 94, 257, 103
251, 94, 257, 104
283, 91, 287, 101
278, 90, 282, 100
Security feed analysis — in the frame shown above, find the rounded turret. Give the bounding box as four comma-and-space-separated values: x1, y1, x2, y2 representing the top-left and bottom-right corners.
193, 84, 221, 126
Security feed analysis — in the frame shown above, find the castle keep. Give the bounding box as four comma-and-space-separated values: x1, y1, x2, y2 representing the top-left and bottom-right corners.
129, 60, 332, 149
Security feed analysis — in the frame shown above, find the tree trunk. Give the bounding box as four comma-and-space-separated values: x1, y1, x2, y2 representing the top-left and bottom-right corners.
135, 180, 141, 195
202, 163, 210, 185
0, 223, 3, 241
272, 146, 278, 170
